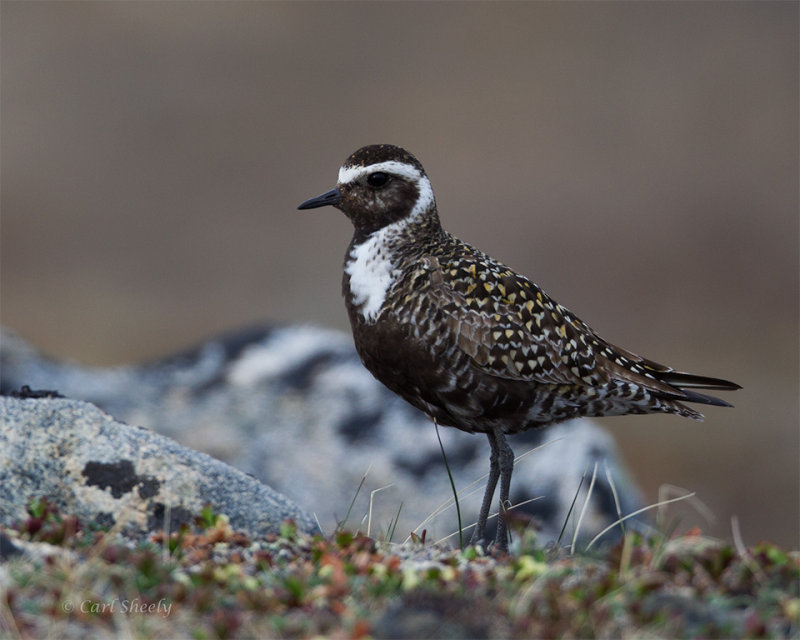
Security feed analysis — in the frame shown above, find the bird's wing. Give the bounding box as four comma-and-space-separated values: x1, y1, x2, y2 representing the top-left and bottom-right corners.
415, 253, 607, 387
408, 251, 735, 402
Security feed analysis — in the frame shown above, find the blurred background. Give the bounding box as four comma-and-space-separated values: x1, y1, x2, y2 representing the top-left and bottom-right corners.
2, 2, 797, 548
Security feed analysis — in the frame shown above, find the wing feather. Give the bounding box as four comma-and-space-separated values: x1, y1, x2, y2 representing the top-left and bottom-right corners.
418, 253, 602, 386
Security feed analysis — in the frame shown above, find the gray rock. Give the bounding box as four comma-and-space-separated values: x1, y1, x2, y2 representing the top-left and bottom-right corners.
1, 325, 644, 546
0, 532, 22, 560
0, 396, 317, 540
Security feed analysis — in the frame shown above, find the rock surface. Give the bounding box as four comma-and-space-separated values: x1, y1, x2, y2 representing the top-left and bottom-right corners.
0, 396, 317, 540
1, 324, 644, 545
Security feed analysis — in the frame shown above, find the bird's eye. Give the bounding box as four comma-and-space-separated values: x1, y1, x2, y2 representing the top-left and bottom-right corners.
366, 172, 389, 188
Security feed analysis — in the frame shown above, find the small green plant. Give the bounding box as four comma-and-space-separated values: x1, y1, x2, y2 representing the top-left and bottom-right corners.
435, 420, 464, 550
18, 496, 83, 545
279, 520, 298, 541
385, 502, 403, 543
196, 503, 219, 530
335, 467, 368, 534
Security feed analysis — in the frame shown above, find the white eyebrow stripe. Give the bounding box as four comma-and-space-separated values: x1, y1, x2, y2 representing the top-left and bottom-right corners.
337, 160, 423, 185
338, 159, 434, 222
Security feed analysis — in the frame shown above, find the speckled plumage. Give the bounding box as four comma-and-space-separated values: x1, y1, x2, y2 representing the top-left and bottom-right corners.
299, 144, 740, 551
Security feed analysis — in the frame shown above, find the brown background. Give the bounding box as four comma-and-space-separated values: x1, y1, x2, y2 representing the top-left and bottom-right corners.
2, 2, 797, 548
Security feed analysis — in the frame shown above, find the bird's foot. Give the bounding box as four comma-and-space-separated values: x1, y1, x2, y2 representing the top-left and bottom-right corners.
466, 532, 509, 556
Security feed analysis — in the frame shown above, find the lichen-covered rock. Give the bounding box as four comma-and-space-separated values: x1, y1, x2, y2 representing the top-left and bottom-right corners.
1, 325, 643, 545
0, 396, 317, 540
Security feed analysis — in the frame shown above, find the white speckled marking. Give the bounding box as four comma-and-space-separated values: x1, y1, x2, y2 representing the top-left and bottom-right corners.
345, 225, 400, 323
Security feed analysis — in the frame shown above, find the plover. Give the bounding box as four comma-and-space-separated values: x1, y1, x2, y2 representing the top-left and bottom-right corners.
298, 144, 740, 551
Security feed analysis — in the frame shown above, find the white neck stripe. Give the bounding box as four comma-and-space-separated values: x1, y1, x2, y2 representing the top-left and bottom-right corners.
409, 175, 434, 221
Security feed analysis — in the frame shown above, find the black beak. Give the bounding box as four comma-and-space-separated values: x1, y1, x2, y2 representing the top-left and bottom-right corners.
297, 188, 343, 210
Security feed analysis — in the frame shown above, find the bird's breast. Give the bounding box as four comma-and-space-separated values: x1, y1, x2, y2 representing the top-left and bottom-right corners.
343, 231, 403, 324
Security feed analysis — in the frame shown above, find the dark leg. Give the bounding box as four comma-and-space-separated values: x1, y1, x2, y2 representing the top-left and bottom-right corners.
494, 431, 515, 552
469, 431, 500, 546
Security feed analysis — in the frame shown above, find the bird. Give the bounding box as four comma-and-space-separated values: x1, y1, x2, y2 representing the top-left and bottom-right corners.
297, 144, 740, 551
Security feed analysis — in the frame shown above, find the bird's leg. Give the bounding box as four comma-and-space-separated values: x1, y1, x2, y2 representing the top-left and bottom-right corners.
493, 431, 515, 552
469, 431, 500, 547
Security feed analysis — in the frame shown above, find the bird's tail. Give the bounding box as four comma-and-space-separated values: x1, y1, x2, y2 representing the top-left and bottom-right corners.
658, 371, 741, 408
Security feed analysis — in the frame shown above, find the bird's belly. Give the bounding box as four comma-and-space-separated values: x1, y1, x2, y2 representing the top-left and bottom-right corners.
350, 314, 570, 434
